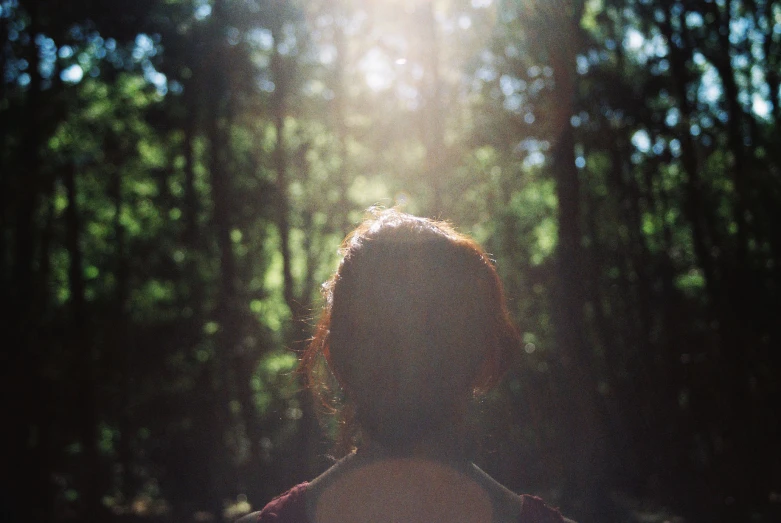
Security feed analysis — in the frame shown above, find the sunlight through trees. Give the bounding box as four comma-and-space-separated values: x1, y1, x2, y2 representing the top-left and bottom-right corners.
2, 0, 780, 521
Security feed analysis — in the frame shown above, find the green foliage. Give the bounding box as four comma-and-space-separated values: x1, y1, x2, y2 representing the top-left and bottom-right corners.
3, 0, 781, 521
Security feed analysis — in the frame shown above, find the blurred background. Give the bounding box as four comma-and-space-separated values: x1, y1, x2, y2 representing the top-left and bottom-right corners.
2, 0, 780, 521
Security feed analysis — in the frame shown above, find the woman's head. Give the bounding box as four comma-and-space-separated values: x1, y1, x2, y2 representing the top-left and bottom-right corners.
303, 209, 519, 450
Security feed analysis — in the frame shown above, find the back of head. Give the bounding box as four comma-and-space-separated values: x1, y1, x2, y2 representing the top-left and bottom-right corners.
304, 210, 519, 451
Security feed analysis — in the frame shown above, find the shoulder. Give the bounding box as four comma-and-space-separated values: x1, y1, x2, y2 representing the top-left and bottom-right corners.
462, 464, 567, 522
520, 495, 576, 523
234, 483, 310, 523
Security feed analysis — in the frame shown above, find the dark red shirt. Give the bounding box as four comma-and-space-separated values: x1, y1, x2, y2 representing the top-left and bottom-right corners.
237, 482, 570, 523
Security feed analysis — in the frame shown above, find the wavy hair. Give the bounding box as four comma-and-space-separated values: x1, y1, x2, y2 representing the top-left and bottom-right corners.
300, 209, 520, 453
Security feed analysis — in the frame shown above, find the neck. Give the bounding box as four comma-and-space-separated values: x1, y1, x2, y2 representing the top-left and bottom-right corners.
358, 423, 472, 463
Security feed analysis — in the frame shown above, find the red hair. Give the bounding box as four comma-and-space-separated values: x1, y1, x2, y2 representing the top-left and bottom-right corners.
301, 209, 519, 452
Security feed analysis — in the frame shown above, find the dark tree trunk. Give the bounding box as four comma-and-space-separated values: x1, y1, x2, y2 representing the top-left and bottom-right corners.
183, 94, 199, 248
0, 9, 9, 276
4, 7, 50, 520
763, 0, 781, 128
199, 1, 240, 515
548, 3, 609, 519
12, 4, 42, 306
270, 23, 296, 320
659, 4, 719, 300
710, 0, 750, 270
64, 163, 102, 520
109, 149, 135, 501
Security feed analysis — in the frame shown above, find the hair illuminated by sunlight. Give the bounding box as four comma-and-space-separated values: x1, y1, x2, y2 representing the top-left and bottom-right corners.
301, 208, 520, 452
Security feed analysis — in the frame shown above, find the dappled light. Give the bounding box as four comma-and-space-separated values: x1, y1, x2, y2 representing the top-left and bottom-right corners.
3, 0, 781, 522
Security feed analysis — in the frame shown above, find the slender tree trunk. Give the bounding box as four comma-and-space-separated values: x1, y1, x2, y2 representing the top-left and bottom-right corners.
270, 25, 296, 320
712, 0, 750, 269
332, 6, 352, 231
25, 196, 57, 522
548, 2, 608, 519
12, 4, 42, 304
183, 96, 199, 247
659, 5, 718, 299
64, 163, 101, 520
109, 149, 135, 502
0, 9, 9, 276
763, 0, 781, 128
549, 4, 586, 377
754, 0, 781, 266
207, 76, 236, 310
701, 2, 762, 512
5, 7, 49, 519
201, 1, 239, 514
581, 179, 632, 489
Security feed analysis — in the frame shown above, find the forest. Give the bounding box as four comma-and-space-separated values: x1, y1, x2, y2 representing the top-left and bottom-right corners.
1, 0, 780, 521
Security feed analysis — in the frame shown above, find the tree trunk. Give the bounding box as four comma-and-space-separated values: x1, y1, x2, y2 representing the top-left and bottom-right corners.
548, 2, 608, 519
332, 5, 352, 232
763, 0, 781, 128
711, 0, 750, 270
5, 7, 52, 520
64, 163, 102, 520
201, 1, 239, 514
270, 24, 296, 320
108, 147, 135, 502
658, 4, 718, 300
